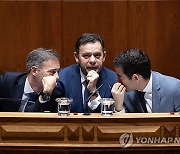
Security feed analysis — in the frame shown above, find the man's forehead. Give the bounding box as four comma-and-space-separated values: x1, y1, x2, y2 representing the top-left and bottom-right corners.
42, 59, 59, 64
40, 59, 60, 69
79, 42, 102, 50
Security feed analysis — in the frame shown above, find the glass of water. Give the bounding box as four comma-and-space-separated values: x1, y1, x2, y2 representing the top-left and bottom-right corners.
99, 98, 115, 116
56, 97, 73, 116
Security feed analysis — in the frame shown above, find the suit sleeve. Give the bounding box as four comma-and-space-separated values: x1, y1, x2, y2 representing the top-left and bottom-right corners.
27, 86, 63, 113
174, 80, 180, 112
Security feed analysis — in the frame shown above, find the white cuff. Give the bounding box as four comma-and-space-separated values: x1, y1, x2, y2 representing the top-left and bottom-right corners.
88, 95, 101, 110
39, 96, 48, 104
114, 108, 125, 113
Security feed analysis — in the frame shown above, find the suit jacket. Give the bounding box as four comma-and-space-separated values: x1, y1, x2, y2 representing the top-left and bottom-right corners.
57, 64, 117, 113
0, 72, 57, 112
124, 71, 180, 112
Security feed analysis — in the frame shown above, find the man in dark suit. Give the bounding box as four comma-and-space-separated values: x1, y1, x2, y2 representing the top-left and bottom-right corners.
111, 48, 180, 113
57, 33, 117, 113
0, 48, 60, 112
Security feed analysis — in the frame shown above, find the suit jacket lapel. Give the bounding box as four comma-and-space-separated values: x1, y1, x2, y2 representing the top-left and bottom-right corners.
12, 74, 26, 100
70, 65, 83, 112
152, 72, 161, 112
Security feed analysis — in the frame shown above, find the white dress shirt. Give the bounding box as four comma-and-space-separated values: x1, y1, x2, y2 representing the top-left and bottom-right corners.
80, 69, 101, 110
143, 73, 153, 113
116, 73, 153, 113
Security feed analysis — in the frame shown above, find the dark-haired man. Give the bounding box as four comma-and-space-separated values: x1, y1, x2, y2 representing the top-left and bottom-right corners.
111, 48, 180, 113
57, 33, 117, 113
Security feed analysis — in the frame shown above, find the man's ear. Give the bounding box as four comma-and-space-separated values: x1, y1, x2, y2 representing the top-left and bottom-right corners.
31, 66, 38, 76
102, 50, 106, 62
132, 73, 140, 81
74, 52, 79, 63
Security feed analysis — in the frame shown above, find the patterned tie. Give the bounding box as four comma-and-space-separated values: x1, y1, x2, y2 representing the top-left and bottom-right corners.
19, 92, 38, 112
138, 91, 148, 113
28, 92, 39, 102
24, 92, 39, 111
83, 81, 90, 113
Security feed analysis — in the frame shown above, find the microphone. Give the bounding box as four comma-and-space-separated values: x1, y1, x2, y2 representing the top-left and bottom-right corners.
83, 83, 112, 115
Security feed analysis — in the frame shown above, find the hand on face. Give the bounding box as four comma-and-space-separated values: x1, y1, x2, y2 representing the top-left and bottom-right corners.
86, 70, 99, 93
111, 82, 126, 111
42, 76, 57, 95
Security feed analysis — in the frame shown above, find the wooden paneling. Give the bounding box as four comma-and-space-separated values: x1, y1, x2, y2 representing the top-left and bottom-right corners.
0, 112, 180, 153
0, 1, 62, 72
0, 0, 179, 78
62, 1, 128, 70
128, 0, 180, 78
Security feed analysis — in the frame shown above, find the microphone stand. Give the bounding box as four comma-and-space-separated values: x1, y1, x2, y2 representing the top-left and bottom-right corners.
83, 83, 111, 115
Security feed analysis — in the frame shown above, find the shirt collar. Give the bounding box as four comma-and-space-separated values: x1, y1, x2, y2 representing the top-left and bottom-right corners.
80, 68, 87, 84
24, 77, 34, 94
143, 72, 152, 94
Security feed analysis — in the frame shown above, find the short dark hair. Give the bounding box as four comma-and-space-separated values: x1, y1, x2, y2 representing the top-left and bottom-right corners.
26, 48, 60, 73
75, 33, 105, 54
113, 49, 151, 79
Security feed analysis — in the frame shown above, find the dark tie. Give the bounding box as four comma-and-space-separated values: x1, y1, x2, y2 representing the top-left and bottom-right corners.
83, 81, 90, 113
24, 92, 39, 112
28, 92, 39, 102
138, 91, 148, 113
19, 92, 39, 112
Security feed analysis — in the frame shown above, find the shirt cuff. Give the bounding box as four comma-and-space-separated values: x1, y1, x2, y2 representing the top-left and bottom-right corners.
88, 94, 101, 110
39, 95, 48, 104
114, 108, 125, 113
38, 92, 51, 103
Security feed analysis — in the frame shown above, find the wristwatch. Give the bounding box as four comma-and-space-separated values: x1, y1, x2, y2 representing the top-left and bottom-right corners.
40, 92, 50, 101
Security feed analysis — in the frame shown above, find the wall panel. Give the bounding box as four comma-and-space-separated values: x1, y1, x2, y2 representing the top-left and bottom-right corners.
0, 0, 179, 78
0, 1, 62, 72
62, 0, 128, 70
128, 0, 180, 78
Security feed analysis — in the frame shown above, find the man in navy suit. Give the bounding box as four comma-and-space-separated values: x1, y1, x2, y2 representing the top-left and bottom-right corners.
111, 48, 180, 113
0, 48, 60, 112
57, 33, 117, 113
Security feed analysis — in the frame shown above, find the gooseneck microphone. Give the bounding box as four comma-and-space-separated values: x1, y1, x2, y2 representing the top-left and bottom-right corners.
83, 83, 112, 115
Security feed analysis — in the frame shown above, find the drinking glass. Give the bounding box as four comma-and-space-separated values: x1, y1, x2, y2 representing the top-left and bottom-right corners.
56, 97, 73, 116
99, 98, 115, 116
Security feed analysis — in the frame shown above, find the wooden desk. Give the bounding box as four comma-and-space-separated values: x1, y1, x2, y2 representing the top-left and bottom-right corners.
0, 112, 180, 153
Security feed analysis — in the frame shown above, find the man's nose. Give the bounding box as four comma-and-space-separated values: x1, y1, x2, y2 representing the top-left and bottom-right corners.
89, 55, 96, 63
54, 71, 59, 80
